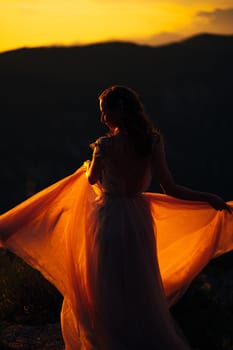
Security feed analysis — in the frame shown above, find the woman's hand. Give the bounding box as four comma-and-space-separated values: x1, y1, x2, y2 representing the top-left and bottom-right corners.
206, 193, 232, 213
83, 160, 91, 171
84, 157, 102, 185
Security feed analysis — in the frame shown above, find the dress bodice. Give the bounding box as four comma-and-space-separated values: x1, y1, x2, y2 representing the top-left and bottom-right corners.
94, 134, 158, 196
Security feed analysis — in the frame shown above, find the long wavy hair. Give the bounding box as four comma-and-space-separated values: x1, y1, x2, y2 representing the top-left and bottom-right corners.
98, 85, 160, 156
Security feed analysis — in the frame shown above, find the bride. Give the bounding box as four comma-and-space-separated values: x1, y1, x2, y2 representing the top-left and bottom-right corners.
0, 85, 232, 350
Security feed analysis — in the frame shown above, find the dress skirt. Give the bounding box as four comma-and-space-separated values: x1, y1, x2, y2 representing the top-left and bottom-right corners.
0, 166, 232, 349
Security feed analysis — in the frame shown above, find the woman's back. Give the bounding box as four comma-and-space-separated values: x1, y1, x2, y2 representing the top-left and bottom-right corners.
98, 133, 155, 196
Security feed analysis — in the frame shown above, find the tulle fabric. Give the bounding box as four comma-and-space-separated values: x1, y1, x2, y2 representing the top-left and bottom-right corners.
0, 165, 233, 349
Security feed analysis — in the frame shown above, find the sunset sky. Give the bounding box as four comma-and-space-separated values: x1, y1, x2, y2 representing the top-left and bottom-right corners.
1, 0, 233, 53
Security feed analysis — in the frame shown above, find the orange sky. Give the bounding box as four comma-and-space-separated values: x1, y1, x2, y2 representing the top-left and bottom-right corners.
1, 0, 233, 53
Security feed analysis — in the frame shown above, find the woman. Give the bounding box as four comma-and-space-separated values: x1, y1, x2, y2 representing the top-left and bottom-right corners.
0, 85, 232, 350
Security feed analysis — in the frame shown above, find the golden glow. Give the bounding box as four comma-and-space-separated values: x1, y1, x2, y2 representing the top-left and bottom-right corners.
1, 0, 233, 52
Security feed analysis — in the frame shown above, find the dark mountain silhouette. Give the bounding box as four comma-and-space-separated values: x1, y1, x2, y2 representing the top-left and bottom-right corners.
0, 33, 233, 212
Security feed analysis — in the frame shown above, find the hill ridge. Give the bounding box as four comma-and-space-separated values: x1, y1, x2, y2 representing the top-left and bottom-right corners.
1, 33, 233, 56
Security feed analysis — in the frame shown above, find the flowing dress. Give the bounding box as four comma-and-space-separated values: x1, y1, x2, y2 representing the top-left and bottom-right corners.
0, 134, 233, 350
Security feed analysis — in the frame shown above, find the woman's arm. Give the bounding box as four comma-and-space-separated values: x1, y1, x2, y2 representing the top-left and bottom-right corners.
85, 144, 102, 185
152, 136, 232, 212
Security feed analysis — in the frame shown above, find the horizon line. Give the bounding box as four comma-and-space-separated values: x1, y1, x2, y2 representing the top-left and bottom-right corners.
1, 32, 233, 55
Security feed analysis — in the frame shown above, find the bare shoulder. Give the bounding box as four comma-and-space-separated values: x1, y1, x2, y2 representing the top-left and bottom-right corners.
90, 135, 113, 159
90, 135, 112, 149
97, 135, 112, 146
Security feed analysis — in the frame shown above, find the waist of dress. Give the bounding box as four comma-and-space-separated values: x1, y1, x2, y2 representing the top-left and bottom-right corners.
103, 191, 143, 199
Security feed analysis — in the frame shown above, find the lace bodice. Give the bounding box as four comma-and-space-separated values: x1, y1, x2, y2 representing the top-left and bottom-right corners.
94, 134, 159, 196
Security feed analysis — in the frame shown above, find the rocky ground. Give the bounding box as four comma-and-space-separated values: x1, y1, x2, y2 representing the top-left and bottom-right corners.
0, 322, 64, 350
1, 254, 233, 350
